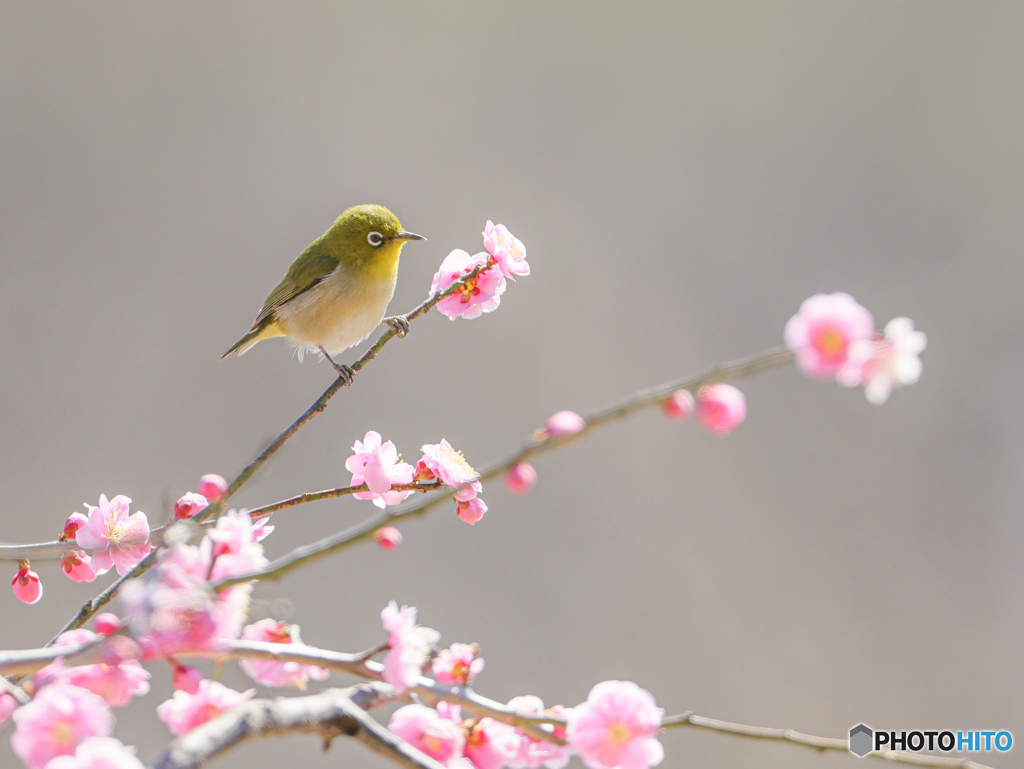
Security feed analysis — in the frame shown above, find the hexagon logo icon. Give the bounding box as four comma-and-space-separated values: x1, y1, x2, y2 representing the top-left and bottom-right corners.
849, 724, 873, 757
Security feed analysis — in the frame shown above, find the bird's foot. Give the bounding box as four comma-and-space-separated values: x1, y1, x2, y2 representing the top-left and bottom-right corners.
383, 315, 411, 338
318, 346, 355, 385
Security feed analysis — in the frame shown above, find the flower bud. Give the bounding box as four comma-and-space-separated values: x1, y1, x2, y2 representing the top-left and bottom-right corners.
174, 492, 209, 520
545, 410, 585, 437
198, 474, 228, 502
94, 613, 121, 637
61, 550, 96, 583
61, 512, 88, 541
696, 384, 747, 436
12, 561, 42, 604
504, 462, 537, 495
374, 527, 403, 551
661, 389, 695, 420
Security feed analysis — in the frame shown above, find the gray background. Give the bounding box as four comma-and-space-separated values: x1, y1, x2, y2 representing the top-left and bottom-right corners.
1, 2, 1020, 768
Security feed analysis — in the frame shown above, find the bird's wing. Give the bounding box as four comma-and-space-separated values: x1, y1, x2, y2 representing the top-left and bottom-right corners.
249, 253, 339, 330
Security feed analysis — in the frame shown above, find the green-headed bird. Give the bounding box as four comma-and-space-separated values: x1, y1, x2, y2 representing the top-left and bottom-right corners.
222, 204, 425, 381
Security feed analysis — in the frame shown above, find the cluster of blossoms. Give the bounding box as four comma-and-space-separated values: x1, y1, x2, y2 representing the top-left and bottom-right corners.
388, 680, 663, 769
347, 432, 489, 526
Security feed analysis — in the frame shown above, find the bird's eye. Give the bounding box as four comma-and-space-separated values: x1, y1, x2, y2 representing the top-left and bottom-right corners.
367, 231, 384, 247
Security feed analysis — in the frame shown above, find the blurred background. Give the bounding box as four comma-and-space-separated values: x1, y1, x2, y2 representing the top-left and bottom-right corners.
1, 2, 1021, 767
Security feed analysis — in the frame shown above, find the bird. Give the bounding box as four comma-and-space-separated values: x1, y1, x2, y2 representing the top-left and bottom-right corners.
222, 204, 425, 382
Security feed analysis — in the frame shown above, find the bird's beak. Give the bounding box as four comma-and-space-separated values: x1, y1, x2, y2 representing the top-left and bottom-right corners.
394, 230, 426, 242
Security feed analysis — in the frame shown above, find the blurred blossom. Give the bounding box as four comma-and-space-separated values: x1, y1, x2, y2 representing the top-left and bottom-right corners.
171, 663, 202, 694
43, 737, 145, 769
483, 221, 530, 280
567, 681, 663, 769
838, 317, 928, 405
381, 601, 440, 693
173, 492, 209, 521
198, 474, 229, 502
505, 697, 573, 769
784, 292, 875, 380
660, 390, 695, 421
432, 643, 484, 685
61, 550, 96, 583
388, 704, 466, 767
465, 716, 521, 769
0, 693, 17, 726
34, 657, 150, 709
695, 384, 747, 436
93, 614, 121, 637
203, 509, 272, 582
374, 526, 403, 550
11, 682, 113, 769
504, 462, 537, 495
75, 495, 152, 577
346, 431, 415, 508
156, 679, 255, 737
545, 411, 585, 437
238, 620, 330, 689
13, 561, 43, 604
431, 249, 507, 320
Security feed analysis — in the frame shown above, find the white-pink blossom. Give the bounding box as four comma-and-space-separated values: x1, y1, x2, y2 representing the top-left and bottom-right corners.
482, 221, 530, 280
156, 679, 255, 737
784, 292, 875, 380
11, 682, 113, 769
838, 317, 927, 405
75, 495, 152, 577
388, 704, 466, 767
381, 601, 440, 694
346, 431, 415, 508
431, 249, 507, 320
432, 643, 485, 685
40, 737, 144, 769
418, 440, 480, 490
505, 697, 573, 769
35, 657, 150, 709
238, 620, 330, 689
567, 681, 663, 769
203, 509, 272, 582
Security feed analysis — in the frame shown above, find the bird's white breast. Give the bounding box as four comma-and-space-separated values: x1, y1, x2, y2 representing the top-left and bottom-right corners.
275, 264, 397, 356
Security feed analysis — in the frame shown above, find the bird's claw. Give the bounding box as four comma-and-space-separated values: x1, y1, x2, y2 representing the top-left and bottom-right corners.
318, 346, 355, 385
384, 315, 410, 338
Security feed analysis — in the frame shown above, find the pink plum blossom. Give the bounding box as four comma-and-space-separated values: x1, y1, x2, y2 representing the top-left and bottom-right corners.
11, 682, 113, 769
375, 527, 403, 550
173, 492, 209, 520
13, 562, 43, 604
465, 717, 521, 769
456, 496, 488, 525
504, 697, 572, 769
61, 551, 96, 583
660, 390, 695, 421
418, 440, 481, 490
203, 509, 272, 582
545, 411, 585, 437
0, 693, 17, 725
346, 431, 415, 508
838, 317, 928, 405
567, 681, 663, 769
430, 249, 507, 320
381, 601, 440, 693
432, 643, 484, 685
34, 658, 150, 709
483, 221, 530, 280
784, 292, 875, 380
75, 495, 152, 577
120, 543, 250, 658
62, 513, 89, 541
171, 663, 203, 694
695, 384, 747, 436
504, 462, 537, 495
94, 614, 121, 637
198, 474, 228, 502
388, 704, 466, 766
43, 737, 145, 769
238, 620, 330, 689
156, 679, 255, 737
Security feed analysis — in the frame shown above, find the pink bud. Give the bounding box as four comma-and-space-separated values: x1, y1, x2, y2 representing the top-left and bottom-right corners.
504, 462, 537, 494
12, 562, 42, 604
545, 410, 585, 437
374, 527, 403, 550
198, 474, 228, 502
696, 383, 747, 436
413, 460, 437, 482
456, 496, 487, 525
172, 663, 203, 694
661, 389, 695, 420
174, 492, 209, 520
94, 613, 121, 637
60, 550, 96, 583
61, 512, 88, 541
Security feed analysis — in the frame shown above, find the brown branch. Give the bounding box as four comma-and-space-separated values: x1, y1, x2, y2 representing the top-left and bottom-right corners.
246, 481, 442, 518
152, 682, 451, 769
662, 713, 995, 769
214, 347, 796, 589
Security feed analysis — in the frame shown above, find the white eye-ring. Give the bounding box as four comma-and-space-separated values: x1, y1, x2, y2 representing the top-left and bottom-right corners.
367, 231, 385, 247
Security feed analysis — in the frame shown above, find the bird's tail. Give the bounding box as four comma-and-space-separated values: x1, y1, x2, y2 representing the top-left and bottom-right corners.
221, 321, 284, 359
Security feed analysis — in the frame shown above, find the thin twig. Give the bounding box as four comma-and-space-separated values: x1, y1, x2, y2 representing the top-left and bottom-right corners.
153, 683, 450, 769
247, 481, 442, 518
662, 713, 995, 769
215, 347, 796, 589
